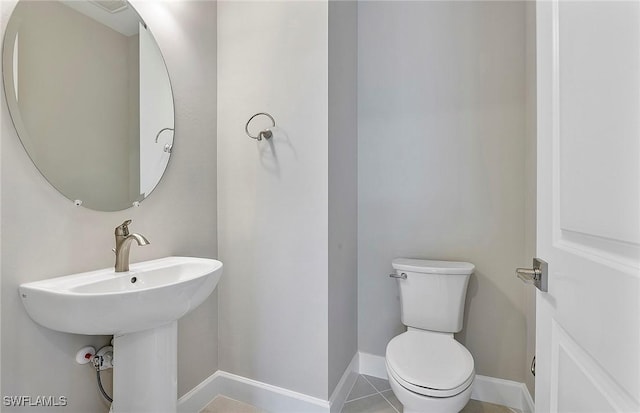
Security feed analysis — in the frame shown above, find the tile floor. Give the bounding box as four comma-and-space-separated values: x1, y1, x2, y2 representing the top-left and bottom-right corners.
201, 395, 264, 413
199, 374, 518, 413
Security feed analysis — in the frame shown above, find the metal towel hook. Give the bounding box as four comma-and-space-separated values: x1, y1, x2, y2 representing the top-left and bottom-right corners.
245, 112, 275, 141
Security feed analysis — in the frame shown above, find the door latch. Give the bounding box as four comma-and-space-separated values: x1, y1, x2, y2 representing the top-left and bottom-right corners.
516, 258, 548, 292
531, 356, 536, 376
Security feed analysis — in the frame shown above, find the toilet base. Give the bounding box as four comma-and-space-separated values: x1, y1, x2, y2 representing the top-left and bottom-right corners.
387, 368, 473, 413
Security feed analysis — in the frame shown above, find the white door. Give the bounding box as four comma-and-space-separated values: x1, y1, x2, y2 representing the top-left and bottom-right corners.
535, 1, 640, 412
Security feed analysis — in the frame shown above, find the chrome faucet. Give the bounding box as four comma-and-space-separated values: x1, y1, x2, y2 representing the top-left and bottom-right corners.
114, 220, 150, 272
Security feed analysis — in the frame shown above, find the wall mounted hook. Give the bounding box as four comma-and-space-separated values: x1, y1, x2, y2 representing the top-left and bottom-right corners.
245, 112, 276, 141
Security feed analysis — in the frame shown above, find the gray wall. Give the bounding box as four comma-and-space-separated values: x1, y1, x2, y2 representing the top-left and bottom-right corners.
328, 1, 358, 397
0, 1, 217, 411
217, 0, 330, 400
358, 1, 533, 384
218, 0, 359, 400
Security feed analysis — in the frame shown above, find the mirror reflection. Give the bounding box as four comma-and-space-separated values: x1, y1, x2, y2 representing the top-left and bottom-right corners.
3, 0, 174, 211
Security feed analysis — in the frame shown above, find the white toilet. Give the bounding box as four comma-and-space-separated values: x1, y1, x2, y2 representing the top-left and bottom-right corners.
386, 258, 475, 413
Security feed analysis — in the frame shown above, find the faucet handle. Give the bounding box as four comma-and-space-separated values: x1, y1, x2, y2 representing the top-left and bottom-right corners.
115, 220, 132, 236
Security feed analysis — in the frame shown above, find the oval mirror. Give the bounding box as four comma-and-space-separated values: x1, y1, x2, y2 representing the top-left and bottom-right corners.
2, 0, 174, 211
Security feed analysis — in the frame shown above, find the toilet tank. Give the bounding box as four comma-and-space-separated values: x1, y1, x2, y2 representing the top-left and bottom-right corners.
392, 258, 474, 333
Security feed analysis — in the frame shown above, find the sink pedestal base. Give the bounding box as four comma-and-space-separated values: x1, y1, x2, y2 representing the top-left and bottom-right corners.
112, 321, 178, 412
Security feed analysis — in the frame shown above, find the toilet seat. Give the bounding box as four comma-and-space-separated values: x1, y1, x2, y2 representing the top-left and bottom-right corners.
385, 331, 475, 398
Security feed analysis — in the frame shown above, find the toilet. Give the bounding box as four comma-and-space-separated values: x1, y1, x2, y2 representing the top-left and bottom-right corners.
385, 258, 475, 413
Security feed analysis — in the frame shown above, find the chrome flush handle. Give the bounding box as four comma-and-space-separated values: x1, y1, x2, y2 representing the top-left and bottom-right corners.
389, 272, 407, 279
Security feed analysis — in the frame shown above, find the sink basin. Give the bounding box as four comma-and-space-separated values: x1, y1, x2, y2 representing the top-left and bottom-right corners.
19, 256, 222, 335
19, 256, 222, 412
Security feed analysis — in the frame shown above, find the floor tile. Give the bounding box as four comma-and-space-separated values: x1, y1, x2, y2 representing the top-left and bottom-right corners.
346, 375, 378, 401
460, 399, 517, 413
200, 396, 264, 413
342, 393, 397, 413
380, 390, 402, 412
363, 375, 391, 392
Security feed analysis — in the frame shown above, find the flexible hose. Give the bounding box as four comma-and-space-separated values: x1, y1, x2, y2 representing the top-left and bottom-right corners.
96, 369, 113, 403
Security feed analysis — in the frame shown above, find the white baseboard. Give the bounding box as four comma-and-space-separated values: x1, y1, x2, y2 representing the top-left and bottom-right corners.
178, 370, 330, 413
178, 371, 222, 412
358, 351, 388, 380
329, 354, 359, 413
178, 355, 360, 413
178, 353, 359, 413
357, 351, 534, 413
471, 375, 535, 413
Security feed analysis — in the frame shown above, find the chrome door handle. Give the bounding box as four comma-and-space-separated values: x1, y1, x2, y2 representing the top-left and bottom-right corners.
516, 258, 548, 292
516, 267, 541, 279
389, 272, 407, 279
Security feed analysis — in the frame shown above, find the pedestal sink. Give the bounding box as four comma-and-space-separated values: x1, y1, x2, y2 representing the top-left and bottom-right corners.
19, 256, 223, 413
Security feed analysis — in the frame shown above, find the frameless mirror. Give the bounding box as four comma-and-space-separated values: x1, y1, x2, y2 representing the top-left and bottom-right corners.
2, 0, 174, 211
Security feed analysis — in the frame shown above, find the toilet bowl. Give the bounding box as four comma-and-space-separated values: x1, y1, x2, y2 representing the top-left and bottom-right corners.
385, 330, 474, 413
386, 258, 476, 413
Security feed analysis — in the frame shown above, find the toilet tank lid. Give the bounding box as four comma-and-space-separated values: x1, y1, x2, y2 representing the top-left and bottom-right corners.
392, 258, 475, 275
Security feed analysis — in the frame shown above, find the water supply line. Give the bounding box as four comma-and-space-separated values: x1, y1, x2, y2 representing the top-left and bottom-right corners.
91, 350, 113, 403
94, 365, 113, 403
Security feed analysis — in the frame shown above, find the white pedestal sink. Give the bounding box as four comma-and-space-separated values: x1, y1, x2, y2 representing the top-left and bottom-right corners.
19, 256, 223, 413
